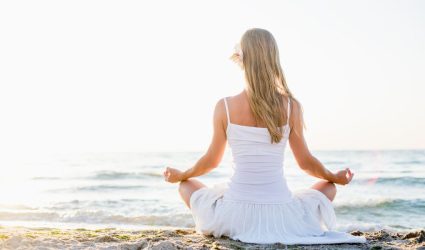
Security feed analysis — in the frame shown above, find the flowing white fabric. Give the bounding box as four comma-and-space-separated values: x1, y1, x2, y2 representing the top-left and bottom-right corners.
189, 97, 367, 245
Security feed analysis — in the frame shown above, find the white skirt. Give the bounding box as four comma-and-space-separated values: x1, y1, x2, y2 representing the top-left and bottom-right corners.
189, 181, 367, 245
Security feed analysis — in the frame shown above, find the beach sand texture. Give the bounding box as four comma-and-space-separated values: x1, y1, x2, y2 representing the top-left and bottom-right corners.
0, 226, 424, 250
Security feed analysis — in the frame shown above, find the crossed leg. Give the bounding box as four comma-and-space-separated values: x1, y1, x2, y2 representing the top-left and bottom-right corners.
178, 179, 336, 209
178, 178, 207, 209
310, 180, 337, 202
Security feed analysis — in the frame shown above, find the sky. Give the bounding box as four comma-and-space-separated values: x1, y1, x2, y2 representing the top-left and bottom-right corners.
0, 0, 424, 154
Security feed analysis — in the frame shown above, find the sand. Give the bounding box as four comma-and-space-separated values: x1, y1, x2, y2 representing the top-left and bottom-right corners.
0, 225, 424, 249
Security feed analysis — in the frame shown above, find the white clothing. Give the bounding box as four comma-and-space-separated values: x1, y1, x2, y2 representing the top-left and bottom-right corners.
189, 97, 367, 245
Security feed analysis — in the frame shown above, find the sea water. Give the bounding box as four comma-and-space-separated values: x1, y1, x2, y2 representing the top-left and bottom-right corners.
0, 150, 424, 232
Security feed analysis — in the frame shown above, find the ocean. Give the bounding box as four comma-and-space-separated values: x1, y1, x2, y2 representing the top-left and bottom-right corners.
0, 150, 424, 232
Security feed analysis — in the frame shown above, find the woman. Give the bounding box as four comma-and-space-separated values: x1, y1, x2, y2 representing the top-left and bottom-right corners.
163, 28, 367, 245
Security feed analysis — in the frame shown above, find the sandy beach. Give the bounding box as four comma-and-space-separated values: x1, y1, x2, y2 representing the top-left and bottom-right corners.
0, 225, 423, 249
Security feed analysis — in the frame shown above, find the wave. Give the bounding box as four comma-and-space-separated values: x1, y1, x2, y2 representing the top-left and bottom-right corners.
354, 176, 425, 186
92, 170, 162, 180
45, 198, 164, 212
0, 211, 194, 228
0, 204, 38, 210
49, 184, 148, 193
335, 221, 389, 232
334, 197, 394, 209
394, 160, 424, 165
335, 198, 425, 213
90, 170, 225, 180
30, 171, 164, 182
77, 185, 148, 191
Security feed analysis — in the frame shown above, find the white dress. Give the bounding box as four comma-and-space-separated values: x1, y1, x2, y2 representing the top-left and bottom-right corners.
189, 97, 367, 245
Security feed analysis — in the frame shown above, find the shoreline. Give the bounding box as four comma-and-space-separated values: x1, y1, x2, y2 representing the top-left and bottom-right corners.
0, 225, 424, 249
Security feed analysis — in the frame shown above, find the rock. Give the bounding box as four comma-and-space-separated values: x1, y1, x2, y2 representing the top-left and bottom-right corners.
95, 235, 119, 242
150, 241, 178, 250
403, 231, 419, 239
119, 241, 147, 250
351, 230, 364, 236
369, 230, 391, 241
3, 235, 25, 249
98, 246, 119, 250
175, 229, 190, 235
415, 230, 425, 243
402, 230, 425, 243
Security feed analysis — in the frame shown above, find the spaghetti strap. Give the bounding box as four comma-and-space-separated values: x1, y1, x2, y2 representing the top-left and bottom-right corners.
223, 97, 230, 124
287, 97, 291, 125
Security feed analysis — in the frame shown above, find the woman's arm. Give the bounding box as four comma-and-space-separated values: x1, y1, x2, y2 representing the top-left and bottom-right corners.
164, 99, 227, 183
288, 99, 353, 185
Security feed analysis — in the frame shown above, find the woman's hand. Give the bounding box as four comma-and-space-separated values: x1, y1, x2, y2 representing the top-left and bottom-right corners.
163, 166, 184, 183
332, 168, 354, 185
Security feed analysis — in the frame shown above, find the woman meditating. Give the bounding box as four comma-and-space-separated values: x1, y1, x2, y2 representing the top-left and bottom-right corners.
163, 28, 367, 245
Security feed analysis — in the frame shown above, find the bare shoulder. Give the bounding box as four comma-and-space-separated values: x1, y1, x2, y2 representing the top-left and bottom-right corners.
213, 98, 226, 115
212, 97, 228, 127
288, 97, 304, 134
218, 93, 244, 111
224, 92, 243, 103
289, 97, 303, 115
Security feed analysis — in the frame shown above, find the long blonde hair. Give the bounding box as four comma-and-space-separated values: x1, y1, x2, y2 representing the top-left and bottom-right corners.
230, 28, 303, 143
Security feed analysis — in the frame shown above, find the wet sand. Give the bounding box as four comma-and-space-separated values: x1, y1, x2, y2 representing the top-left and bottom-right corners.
0, 225, 424, 249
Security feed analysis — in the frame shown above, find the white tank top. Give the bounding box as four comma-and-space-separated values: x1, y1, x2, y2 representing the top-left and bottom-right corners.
222, 96, 294, 204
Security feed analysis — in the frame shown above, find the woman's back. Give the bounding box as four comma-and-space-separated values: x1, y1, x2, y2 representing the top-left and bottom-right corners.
222, 95, 294, 203
223, 91, 290, 128
167, 28, 366, 245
